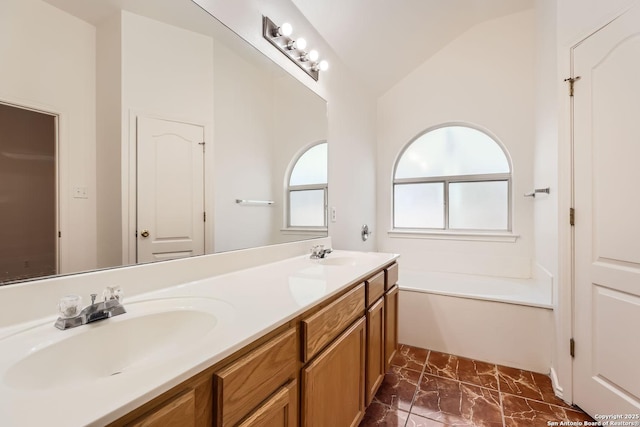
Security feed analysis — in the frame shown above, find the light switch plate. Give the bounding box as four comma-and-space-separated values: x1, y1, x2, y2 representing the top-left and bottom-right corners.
331, 207, 337, 222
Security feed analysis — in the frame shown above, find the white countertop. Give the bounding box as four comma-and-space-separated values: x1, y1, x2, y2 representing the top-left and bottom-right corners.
0, 250, 398, 427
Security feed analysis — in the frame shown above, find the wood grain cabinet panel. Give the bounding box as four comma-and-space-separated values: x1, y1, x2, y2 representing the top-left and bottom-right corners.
366, 297, 385, 405
237, 380, 297, 427
385, 263, 398, 291
384, 285, 399, 371
365, 271, 385, 307
214, 328, 297, 427
302, 283, 365, 362
301, 317, 366, 427
130, 390, 196, 427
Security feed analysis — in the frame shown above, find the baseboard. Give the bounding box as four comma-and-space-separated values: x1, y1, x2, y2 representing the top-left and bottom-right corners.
550, 367, 566, 402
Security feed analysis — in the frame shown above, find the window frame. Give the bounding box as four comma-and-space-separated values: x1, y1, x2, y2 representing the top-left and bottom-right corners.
285, 141, 328, 231
392, 124, 513, 235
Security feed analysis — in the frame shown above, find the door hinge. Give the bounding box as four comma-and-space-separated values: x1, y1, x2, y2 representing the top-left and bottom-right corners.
564, 76, 581, 97
58, 231, 61, 238
203, 212, 206, 222
570, 208, 575, 226
570, 338, 575, 358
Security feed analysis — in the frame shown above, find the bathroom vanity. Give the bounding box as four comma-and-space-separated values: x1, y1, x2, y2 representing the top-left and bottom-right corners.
0, 247, 398, 426
112, 256, 399, 427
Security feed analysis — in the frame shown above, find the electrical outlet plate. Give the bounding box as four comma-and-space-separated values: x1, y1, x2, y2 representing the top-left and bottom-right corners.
72, 186, 88, 199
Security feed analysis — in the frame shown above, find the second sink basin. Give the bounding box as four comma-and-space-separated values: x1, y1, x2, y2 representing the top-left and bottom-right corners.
2, 297, 234, 391
317, 256, 358, 266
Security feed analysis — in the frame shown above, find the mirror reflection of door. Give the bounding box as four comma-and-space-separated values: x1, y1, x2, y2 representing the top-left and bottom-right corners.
0, 102, 57, 283
136, 116, 205, 263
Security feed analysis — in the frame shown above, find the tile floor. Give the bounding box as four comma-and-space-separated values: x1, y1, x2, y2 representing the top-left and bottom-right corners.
360, 345, 594, 427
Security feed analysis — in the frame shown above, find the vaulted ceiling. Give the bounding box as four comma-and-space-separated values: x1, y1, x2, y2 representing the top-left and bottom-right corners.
291, 0, 534, 96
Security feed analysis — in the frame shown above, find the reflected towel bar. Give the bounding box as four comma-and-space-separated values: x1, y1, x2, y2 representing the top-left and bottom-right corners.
524, 188, 550, 198
235, 199, 275, 205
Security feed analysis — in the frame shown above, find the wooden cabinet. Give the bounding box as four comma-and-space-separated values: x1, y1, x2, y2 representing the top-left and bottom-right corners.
365, 271, 385, 307
384, 285, 399, 371
214, 328, 297, 427
111, 261, 399, 427
365, 297, 385, 405
385, 263, 398, 291
131, 390, 196, 427
301, 283, 365, 362
123, 376, 213, 427
237, 380, 297, 427
301, 317, 366, 427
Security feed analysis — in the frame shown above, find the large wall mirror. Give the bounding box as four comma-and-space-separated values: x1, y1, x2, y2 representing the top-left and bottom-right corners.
0, 0, 328, 285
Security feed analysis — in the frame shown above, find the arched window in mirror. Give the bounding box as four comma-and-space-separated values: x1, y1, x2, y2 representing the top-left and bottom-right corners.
393, 125, 511, 231
288, 141, 328, 228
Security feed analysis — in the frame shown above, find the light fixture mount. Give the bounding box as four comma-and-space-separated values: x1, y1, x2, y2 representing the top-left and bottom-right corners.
263, 16, 326, 82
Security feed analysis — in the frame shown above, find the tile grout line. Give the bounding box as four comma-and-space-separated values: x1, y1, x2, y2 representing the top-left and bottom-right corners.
403, 349, 430, 427
497, 366, 506, 427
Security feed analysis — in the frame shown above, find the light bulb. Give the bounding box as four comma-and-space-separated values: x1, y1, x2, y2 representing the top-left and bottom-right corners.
308, 50, 319, 62
278, 22, 292, 37
319, 60, 329, 71
296, 37, 307, 51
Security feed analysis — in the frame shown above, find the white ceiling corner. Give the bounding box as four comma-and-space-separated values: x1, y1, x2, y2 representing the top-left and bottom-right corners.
291, 0, 534, 97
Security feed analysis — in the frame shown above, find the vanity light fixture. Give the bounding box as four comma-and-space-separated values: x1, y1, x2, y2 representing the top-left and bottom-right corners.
263, 16, 329, 81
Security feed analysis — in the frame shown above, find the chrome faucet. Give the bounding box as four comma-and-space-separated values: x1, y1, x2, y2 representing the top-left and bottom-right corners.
310, 245, 333, 259
54, 286, 126, 330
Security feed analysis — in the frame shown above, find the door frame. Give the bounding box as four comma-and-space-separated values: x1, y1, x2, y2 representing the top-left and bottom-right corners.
124, 110, 213, 266
558, 2, 636, 406
0, 98, 61, 277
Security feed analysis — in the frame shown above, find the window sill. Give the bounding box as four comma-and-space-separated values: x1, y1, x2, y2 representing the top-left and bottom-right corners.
281, 227, 328, 236
388, 229, 519, 243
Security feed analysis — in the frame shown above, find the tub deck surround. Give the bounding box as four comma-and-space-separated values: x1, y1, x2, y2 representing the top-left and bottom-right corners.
399, 269, 553, 309
0, 249, 398, 427
397, 269, 554, 373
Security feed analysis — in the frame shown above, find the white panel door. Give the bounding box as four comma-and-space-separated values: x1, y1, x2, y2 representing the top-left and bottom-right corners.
137, 117, 205, 263
573, 3, 640, 415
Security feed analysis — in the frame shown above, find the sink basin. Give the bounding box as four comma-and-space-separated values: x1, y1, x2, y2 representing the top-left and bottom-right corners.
317, 256, 358, 266
2, 297, 233, 391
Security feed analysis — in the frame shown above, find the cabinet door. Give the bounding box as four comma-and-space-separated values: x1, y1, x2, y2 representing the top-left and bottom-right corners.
131, 390, 196, 427
237, 380, 297, 427
366, 297, 385, 405
384, 285, 399, 371
301, 317, 366, 427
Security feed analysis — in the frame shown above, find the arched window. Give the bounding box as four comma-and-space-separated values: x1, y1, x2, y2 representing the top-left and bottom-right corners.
393, 125, 511, 231
287, 141, 328, 228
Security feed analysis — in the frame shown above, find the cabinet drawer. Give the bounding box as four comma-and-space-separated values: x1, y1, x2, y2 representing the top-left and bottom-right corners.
385, 263, 398, 291
365, 271, 385, 307
131, 389, 196, 427
302, 283, 365, 362
214, 328, 297, 427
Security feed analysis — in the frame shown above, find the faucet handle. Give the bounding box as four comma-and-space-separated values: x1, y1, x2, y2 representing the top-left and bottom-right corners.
58, 295, 82, 318
90, 293, 97, 305
103, 286, 123, 303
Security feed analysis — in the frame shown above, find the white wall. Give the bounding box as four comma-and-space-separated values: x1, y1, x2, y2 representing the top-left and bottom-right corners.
0, 0, 97, 275
212, 40, 274, 252
193, 0, 378, 252
376, 10, 536, 278
96, 13, 122, 268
